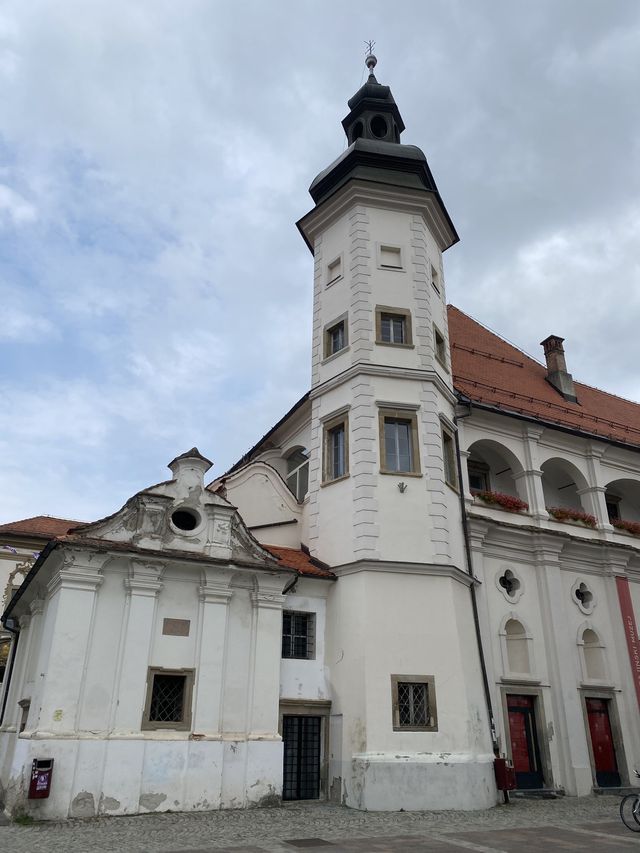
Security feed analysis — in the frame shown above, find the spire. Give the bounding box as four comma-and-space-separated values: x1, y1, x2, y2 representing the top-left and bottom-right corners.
341, 49, 405, 145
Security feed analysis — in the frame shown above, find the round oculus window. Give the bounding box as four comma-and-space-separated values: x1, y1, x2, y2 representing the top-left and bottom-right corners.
171, 508, 200, 532
370, 115, 388, 138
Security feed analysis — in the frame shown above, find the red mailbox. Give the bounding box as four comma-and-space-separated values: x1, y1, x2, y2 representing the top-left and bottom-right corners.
28, 758, 54, 799
494, 756, 516, 791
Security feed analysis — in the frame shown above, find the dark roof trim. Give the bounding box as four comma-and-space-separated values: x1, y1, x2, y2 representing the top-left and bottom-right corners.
223, 391, 310, 476
2, 539, 57, 624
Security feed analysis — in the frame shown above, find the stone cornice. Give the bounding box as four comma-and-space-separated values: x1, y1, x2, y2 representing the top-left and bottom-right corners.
310, 362, 456, 405
331, 559, 475, 587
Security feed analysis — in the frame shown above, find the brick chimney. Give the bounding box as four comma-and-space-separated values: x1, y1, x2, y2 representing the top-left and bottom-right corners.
540, 336, 577, 403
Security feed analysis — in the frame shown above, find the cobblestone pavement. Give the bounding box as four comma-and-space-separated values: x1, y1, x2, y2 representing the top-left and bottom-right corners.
0, 796, 638, 853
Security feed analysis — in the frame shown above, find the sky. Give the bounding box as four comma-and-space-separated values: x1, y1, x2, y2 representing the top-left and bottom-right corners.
1, 0, 639, 524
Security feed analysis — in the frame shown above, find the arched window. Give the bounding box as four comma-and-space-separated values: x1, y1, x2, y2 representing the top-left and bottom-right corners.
505, 619, 531, 675
580, 627, 606, 681
285, 448, 309, 502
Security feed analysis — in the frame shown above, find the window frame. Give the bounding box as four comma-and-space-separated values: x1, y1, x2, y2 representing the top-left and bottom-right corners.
326, 254, 343, 287
281, 610, 316, 660
391, 674, 438, 732
441, 423, 458, 491
323, 313, 349, 361
375, 306, 413, 348
141, 667, 195, 732
377, 243, 404, 271
468, 459, 490, 493
433, 324, 448, 370
322, 411, 349, 484
285, 447, 310, 502
431, 263, 440, 294
378, 408, 421, 476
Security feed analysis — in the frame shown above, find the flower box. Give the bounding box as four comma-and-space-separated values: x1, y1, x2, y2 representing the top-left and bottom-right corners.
471, 489, 528, 513
612, 519, 640, 537
547, 506, 597, 528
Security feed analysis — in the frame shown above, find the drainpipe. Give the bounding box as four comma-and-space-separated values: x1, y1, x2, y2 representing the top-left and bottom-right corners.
453, 397, 499, 754
0, 619, 20, 726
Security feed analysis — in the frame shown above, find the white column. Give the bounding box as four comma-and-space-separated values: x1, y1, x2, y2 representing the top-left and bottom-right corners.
37, 554, 104, 734
249, 584, 286, 736
192, 573, 233, 734
520, 425, 548, 520
111, 559, 164, 732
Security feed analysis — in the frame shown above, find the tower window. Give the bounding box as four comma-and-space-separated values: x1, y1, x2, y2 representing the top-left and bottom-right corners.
370, 114, 388, 139
324, 315, 348, 359
350, 121, 364, 142
326, 255, 342, 286
431, 264, 440, 293
379, 408, 420, 475
391, 675, 437, 731
379, 244, 403, 269
434, 325, 447, 368
375, 306, 412, 347
442, 425, 458, 490
322, 413, 349, 483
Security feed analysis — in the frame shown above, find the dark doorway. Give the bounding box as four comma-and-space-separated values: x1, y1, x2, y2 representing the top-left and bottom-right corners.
586, 697, 621, 787
507, 694, 545, 789
282, 715, 321, 800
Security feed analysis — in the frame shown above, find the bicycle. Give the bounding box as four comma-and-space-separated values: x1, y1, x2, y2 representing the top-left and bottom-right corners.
620, 771, 640, 832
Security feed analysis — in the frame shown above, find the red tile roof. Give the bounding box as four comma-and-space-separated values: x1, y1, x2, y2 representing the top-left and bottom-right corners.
265, 545, 335, 579
448, 306, 640, 449
0, 515, 83, 539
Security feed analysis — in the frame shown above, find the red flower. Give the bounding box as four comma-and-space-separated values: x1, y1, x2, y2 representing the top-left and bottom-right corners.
471, 489, 528, 513
547, 506, 597, 528
612, 518, 640, 536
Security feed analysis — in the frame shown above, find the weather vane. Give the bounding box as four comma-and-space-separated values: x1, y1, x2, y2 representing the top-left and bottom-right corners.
364, 39, 377, 74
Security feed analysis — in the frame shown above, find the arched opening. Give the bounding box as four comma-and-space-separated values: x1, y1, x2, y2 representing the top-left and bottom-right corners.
605, 478, 640, 529
467, 440, 526, 504
350, 120, 364, 142
581, 628, 606, 681
285, 447, 309, 502
541, 458, 592, 524
505, 619, 531, 674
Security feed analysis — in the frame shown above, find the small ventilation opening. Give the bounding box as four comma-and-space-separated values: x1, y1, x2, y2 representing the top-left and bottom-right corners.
370, 115, 388, 138
171, 509, 199, 531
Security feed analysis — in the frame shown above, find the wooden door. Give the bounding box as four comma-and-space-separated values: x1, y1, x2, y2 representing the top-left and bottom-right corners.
507, 694, 545, 789
586, 698, 621, 788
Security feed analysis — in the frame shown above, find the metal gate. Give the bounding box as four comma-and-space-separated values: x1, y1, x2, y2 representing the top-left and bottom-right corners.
282, 715, 321, 800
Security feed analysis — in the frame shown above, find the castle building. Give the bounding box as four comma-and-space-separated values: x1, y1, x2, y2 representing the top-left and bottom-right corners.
1, 58, 639, 820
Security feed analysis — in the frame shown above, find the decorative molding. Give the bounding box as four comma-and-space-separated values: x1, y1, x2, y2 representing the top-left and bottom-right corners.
330, 559, 475, 587
309, 362, 457, 406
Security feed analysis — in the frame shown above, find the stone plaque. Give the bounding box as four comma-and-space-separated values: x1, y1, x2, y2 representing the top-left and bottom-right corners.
162, 618, 190, 637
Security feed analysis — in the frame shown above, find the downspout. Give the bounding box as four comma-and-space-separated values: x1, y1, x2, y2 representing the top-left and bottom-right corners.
453, 398, 499, 754
0, 619, 20, 726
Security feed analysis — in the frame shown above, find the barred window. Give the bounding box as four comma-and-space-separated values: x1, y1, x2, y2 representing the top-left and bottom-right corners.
142, 668, 194, 731
391, 675, 437, 731
282, 611, 315, 660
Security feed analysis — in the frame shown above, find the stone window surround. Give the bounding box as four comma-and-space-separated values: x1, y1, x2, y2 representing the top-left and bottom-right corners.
326, 253, 343, 287
141, 666, 195, 732
390, 674, 438, 732
374, 305, 414, 348
376, 242, 405, 272
498, 613, 537, 682
440, 414, 458, 491
433, 323, 448, 371
322, 312, 349, 362
376, 402, 421, 477
321, 406, 350, 485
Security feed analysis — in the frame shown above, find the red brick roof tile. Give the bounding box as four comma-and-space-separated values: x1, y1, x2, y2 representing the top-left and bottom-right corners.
448, 305, 640, 448
0, 515, 83, 539
263, 545, 335, 579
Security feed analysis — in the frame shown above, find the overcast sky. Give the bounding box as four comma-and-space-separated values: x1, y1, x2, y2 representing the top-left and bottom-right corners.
1, 1, 639, 524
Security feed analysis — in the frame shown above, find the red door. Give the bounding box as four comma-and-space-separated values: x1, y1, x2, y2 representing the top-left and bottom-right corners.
507, 695, 544, 789
586, 698, 621, 788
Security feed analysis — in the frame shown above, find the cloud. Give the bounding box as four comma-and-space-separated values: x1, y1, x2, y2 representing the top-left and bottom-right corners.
0, 184, 37, 226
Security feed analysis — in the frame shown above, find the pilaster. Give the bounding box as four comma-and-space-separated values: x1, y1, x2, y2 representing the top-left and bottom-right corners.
192, 574, 233, 733
248, 583, 286, 736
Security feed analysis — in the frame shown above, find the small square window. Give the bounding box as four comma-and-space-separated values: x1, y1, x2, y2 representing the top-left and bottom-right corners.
468, 459, 490, 493
431, 264, 440, 293
379, 245, 403, 270
375, 306, 412, 347
282, 610, 316, 659
142, 667, 194, 731
323, 413, 349, 482
327, 256, 342, 286
441, 425, 458, 490
324, 315, 348, 359
391, 675, 437, 731
379, 409, 420, 475
434, 325, 447, 368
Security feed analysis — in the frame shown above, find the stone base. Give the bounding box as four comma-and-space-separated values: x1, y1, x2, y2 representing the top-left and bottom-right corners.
344, 752, 497, 811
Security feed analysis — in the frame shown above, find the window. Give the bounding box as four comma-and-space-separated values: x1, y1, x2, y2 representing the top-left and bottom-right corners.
442, 425, 458, 489
326, 255, 342, 286
505, 619, 531, 674
606, 496, 621, 522
142, 668, 194, 731
0, 636, 10, 684
468, 459, 490, 492
431, 264, 440, 293
282, 611, 316, 660
323, 315, 348, 359
379, 409, 420, 475
375, 306, 412, 347
323, 413, 349, 482
434, 325, 447, 367
286, 448, 310, 501
391, 675, 437, 731
379, 244, 402, 269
